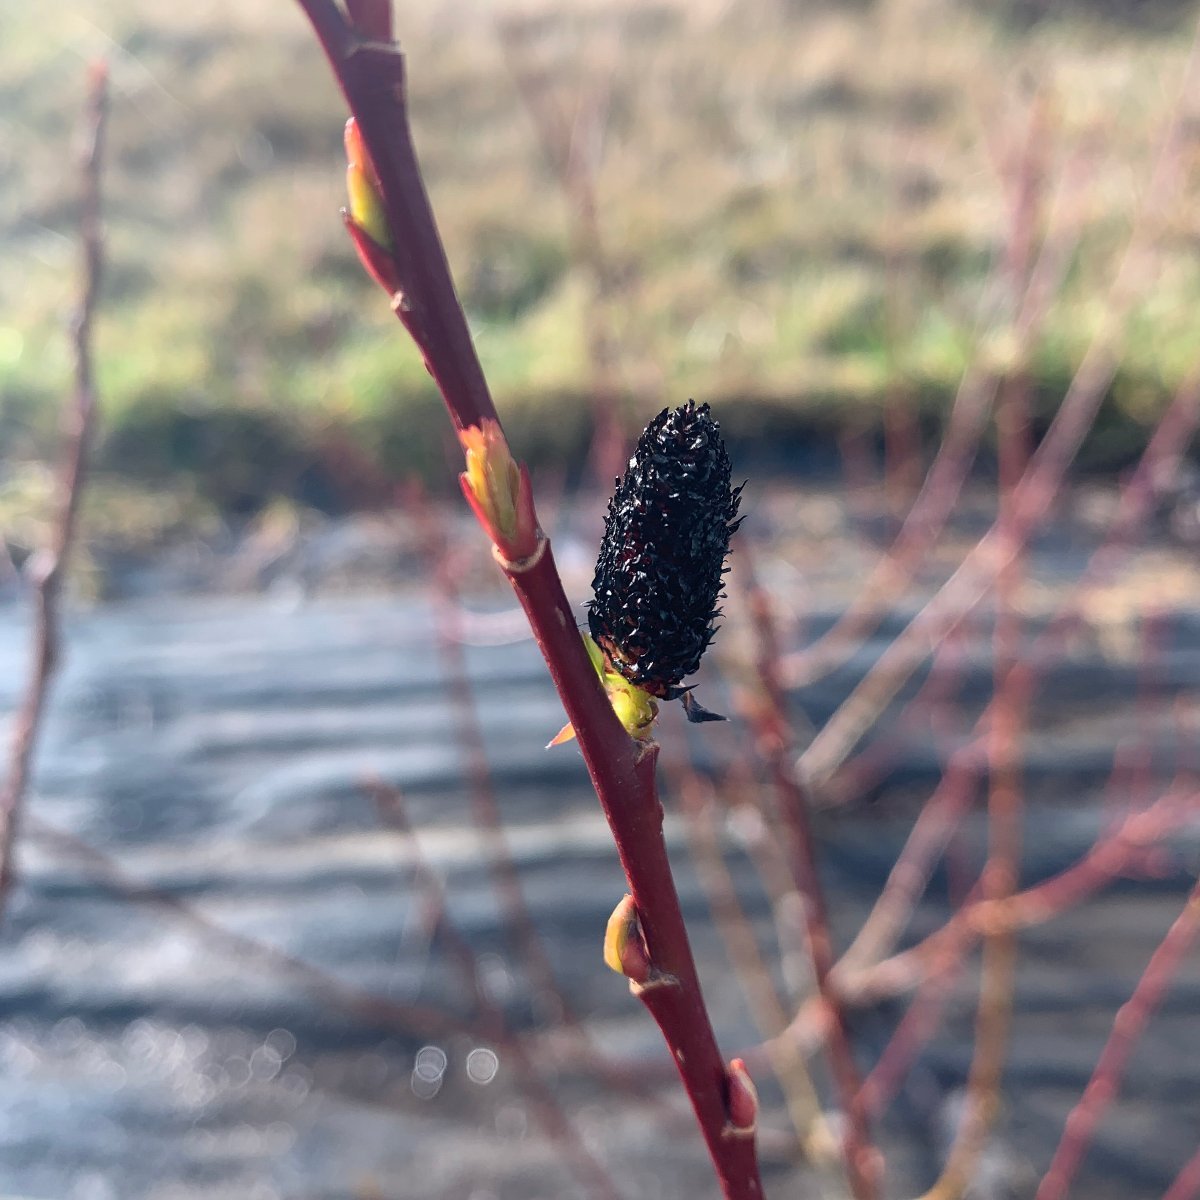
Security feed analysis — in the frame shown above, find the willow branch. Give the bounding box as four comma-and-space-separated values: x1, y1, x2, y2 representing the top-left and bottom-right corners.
292, 4, 762, 1193
673, 764, 834, 1171
798, 22, 1200, 782
27, 810, 459, 1040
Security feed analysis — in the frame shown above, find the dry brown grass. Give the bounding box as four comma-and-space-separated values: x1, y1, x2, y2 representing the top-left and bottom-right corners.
2, 0, 1198, 515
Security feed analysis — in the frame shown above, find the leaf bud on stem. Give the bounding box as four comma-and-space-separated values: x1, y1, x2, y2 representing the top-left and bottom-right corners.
725, 1058, 760, 1137
342, 117, 403, 297
458, 420, 539, 564
603, 894, 652, 985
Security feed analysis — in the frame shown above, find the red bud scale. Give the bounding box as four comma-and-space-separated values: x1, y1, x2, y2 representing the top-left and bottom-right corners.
588, 401, 742, 707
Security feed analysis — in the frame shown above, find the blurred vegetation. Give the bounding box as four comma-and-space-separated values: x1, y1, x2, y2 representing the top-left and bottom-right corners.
2, 0, 1200, 528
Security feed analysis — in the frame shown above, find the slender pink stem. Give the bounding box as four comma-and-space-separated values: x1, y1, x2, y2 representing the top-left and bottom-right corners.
495, 19, 628, 489
671, 760, 829, 1159
916, 340, 1030, 1200
410, 492, 676, 1108
0, 63, 108, 916
1163, 1145, 1200, 1200
787, 91, 1069, 689
858, 948, 966, 1121
832, 364, 1200, 976
849, 788, 1197, 1009
799, 24, 1200, 782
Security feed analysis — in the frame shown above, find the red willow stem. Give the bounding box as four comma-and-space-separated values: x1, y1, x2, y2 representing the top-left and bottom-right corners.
831, 365, 1200, 981
787, 89, 1065, 690
407, 489, 682, 1112
737, 551, 880, 1200
843, 786, 1196, 1011
848, 781, 1197, 1120
414, 495, 590, 1024
1164, 1145, 1200, 1200
299, 5, 494, 433
916, 332, 1030, 1200
293, 4, 763, 1194
502, 542, 764, 1196
0, 62, 108, 916
670, 760, 837, 1173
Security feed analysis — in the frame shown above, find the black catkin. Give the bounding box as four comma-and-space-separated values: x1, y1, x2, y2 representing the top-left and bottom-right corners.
588, 400, 742, 699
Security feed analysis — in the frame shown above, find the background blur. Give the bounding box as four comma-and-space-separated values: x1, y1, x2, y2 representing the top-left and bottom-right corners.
5, 0, 1200, 531
2, 1, 1200, 1199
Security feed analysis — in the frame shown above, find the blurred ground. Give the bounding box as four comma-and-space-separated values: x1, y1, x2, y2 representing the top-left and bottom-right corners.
0, 485, 1198, 1198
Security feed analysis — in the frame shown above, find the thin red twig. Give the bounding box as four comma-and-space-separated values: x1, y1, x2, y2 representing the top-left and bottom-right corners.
737, 551, 881, 1200
0, 62, 109, 916
495, 16, 628, 489
842, 784, 1195, 1117
788, 90, 1069, 689
406, 487, 678, 1109
1034, 873, 1200, 1200
671, 761, 834, 1168
1163, 1144, 1200, 1200
798, 24, 1200, 781
419, 487, 596, 1015
844, 786, 1197, 1009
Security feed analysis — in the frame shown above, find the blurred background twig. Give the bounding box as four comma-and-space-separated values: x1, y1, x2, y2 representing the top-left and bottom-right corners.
0, 61, 109, 914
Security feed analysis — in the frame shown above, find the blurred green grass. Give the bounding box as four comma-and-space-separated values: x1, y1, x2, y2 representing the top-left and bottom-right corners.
2, 0, 1199, 526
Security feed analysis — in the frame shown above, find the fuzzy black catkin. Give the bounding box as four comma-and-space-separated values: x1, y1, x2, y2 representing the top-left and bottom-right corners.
588, 400, 742, 696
